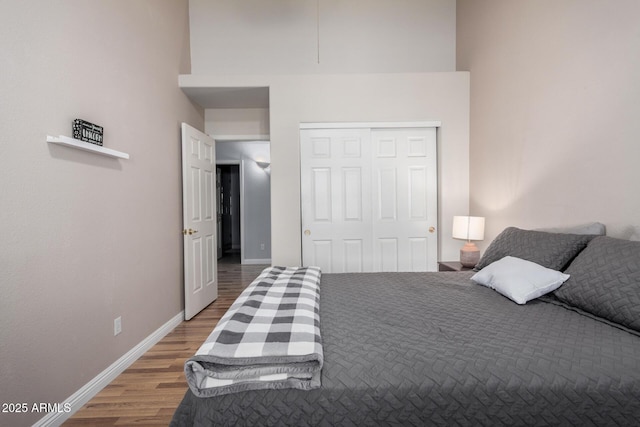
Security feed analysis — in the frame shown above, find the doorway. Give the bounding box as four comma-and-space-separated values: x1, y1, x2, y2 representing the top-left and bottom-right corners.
217, 164, 241, 264
215, 140, 271, 265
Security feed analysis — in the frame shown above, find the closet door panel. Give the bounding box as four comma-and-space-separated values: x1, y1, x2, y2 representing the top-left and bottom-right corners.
372, 128, 438, 272
301, 128, 372, 273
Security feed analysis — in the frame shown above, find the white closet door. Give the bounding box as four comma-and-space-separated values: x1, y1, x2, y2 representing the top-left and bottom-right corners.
371, 128, 438, 272
300, 125, 438, 273
300, 128, 372, 273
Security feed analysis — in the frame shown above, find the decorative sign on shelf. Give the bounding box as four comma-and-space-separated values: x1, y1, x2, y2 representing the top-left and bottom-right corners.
72, 119, 104, 146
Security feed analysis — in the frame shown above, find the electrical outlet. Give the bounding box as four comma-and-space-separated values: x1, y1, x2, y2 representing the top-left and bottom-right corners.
114, 316, 122, 336
260, 243, 265, 250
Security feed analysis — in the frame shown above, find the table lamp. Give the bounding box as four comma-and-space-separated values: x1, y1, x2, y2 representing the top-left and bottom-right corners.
452, 216, 485, 268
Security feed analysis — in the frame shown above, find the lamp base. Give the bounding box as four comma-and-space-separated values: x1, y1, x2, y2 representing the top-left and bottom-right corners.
460, 242, 480, 268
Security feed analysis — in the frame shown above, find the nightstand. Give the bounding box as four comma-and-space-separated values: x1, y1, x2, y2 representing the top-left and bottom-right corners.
438, 261, 474, 272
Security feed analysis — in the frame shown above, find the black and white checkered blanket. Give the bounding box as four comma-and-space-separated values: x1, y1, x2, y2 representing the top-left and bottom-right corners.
184, 266, 323, 397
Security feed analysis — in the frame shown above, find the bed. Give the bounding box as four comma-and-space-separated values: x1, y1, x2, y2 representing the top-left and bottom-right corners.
171, 228, 640, 426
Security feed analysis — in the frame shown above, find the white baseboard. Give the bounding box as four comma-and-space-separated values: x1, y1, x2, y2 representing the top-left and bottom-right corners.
242, 258, 271, 265
33, 311, 184, 427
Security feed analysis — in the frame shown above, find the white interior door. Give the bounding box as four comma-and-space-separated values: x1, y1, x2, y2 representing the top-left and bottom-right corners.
301, 128, 372, 273
371, 128, 438, 272
182, 123, 218, 320
301, 124, 438, 272
216, 167, 222, 259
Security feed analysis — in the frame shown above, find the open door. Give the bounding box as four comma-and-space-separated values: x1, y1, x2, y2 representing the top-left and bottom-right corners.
181, 123, 218, 320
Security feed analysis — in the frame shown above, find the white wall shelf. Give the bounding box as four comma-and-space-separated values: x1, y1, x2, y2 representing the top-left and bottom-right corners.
47, 135, 130, 159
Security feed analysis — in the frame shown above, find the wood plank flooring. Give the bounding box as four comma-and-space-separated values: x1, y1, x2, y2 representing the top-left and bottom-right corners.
65, 260, 267, 426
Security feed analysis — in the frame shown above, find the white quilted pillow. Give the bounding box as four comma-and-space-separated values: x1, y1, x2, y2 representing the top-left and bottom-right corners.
471, 256, 570, 305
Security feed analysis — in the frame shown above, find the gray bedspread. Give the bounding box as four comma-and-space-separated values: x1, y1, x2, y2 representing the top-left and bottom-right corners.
171, 272, 640, 426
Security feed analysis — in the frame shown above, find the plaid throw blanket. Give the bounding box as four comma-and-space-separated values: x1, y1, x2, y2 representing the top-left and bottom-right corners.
184, 266, 323, 397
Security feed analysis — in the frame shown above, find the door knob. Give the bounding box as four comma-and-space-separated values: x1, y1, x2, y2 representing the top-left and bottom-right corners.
182, 228, 199, 235
304, 229, 311, 236
428, 226, 436, 233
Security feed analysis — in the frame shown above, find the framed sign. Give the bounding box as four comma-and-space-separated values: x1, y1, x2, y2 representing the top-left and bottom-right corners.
72, 119, 103, 146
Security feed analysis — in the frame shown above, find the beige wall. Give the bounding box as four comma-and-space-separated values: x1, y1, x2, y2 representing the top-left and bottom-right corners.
205, 108, 271, 136
457, 0, 640, 245
189, 0, 456, 74
181, 72, 470, 264
0, 1, 203, 425
186, 0, 466, 264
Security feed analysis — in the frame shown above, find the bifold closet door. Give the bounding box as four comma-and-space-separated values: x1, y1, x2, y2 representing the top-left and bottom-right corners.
300, 126, 438, 273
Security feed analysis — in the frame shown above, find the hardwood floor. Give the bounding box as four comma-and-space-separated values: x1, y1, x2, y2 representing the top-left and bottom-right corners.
65, 260, 268, 426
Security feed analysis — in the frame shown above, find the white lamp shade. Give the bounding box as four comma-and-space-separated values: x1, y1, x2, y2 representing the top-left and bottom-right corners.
452, 216, 485, 241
